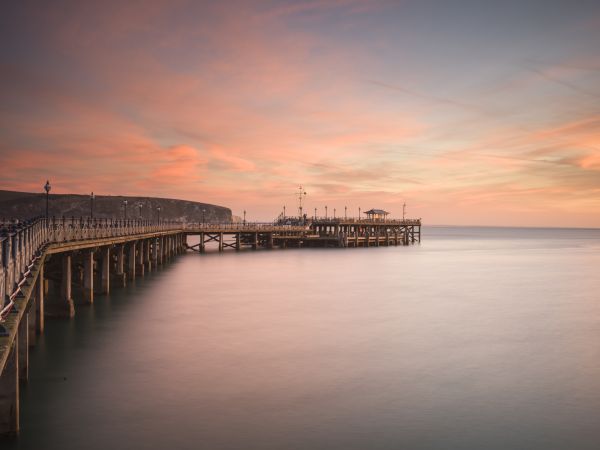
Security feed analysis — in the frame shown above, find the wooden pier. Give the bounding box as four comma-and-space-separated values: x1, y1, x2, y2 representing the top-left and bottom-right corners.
184, 218, 421, 251
0, 214, 420, 436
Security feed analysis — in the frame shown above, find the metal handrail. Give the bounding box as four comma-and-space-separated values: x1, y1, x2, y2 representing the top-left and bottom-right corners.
0, 217, 184, 321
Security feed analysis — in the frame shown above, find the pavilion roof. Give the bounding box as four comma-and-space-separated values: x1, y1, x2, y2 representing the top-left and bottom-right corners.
364, 209, 389, 215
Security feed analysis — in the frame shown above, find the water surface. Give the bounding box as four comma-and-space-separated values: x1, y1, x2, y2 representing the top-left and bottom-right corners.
7, 226, 600, 449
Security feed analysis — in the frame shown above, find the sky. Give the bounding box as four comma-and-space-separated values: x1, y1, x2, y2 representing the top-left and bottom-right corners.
1, 0, 599, 226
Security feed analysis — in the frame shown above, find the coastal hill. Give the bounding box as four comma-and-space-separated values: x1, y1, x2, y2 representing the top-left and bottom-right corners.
0, 190, 232, 223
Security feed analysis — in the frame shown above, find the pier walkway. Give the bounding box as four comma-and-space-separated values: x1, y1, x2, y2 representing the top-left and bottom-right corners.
0, 215, 420, 436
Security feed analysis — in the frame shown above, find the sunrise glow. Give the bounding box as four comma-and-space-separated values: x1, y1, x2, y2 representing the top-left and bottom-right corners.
1, 1, 599, 226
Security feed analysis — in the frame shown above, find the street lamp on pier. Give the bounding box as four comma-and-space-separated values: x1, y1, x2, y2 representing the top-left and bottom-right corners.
202, 209, 206, 224
90, 192, 95, 218
358, 207, 361, 220
403, 202, 406, 221
138, 202, 143, 219
44, 180, 51, 219
243, 210, 246, 225
283, 205, 286, 219
345, 206, 347, 220
334, 208, 336, 219
123, 200, 128, 220
314, 207, 317, 220
157, 206, 161, 223
325, 205, 328, 219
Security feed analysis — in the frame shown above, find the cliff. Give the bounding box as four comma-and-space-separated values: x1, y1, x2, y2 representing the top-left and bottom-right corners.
0, 190, 231, 223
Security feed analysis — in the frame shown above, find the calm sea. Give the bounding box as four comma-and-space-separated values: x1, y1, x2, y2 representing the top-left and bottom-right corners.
6, 226, 600, 450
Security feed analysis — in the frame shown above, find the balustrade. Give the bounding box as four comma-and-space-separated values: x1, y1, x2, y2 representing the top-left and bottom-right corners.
0, 217, 182, 321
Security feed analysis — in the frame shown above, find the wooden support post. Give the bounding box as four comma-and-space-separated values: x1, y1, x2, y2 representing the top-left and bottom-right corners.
28, 294, 37, 346
36, 265, 44, 333
253, 232, 258, 250
116, 244, 126, 286
83, 250, 94, 304
50, 253, 75, 318
267, 233, 273, 249
158, 237, 164, 264
0, 339, 19, 436
199, 233, 205, 253
18, 317, 28, 382
137, 241, 145, 277
101, 247, 110, 294
218, 233, 223, 252
235, 233, 241, 251
128, 242, 136, 280
151, 238, 158, 267
143, 240, 150, 273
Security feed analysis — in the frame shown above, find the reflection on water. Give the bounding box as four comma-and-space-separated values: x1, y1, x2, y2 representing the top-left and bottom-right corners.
7, 227, 600, 449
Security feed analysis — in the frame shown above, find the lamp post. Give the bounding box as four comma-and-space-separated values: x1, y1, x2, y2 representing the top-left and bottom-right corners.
325, 205, 328, 219
44, 180, 51, 219
202, 209, 206, 224
297, 186, 307, 218
358, 207, 361, 220
334, 208, 336, 219
138, 202, 143, 219
314, 207, 317, 220
345, 206, 347, 220
283, 205, 286, 219
123, 200, 128, 220
90, 192, 95, 218
157, 206, 161, 223
403, 202, 406, 221
243, 210, 246, 225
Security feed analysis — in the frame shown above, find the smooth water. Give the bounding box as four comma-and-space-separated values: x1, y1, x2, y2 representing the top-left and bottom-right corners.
6, 226, 600, 449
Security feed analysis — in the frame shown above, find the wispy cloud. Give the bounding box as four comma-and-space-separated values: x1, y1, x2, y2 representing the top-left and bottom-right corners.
1, 0, 599, 226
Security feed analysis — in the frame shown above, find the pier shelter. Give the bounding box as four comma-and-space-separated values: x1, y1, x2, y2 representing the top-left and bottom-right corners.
364, 209, 389, 221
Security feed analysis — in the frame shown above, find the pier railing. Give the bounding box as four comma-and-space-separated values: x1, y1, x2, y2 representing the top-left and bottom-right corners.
310, 218, 421, 225
183, 222, 307, 232
0, 217, 183, 321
